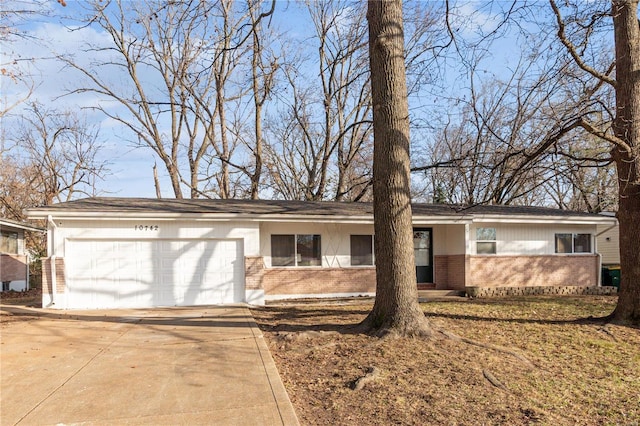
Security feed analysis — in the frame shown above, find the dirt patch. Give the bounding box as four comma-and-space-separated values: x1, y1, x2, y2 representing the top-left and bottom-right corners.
0, 289, 42, 326
252, 296, 640, 425
0, 288, 41, 305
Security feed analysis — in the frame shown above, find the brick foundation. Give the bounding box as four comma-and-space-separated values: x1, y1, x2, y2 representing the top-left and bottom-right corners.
42, 257, 66, 295
0, 254, 27, 282
467, 285, 617, 298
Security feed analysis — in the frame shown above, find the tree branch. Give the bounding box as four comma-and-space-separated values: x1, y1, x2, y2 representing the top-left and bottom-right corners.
549, 0, 617, 87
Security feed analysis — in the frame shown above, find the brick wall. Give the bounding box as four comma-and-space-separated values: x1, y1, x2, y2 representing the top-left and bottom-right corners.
434, 255, 467, 291
448, 254, 468, 290
0, 254, 27, 282
42, 257, 66, 295
261, 266, 376, 296
434, 255, 448, 289
469, 255, 598, 288
245, 254, 599, 297
245, 256, 265, 290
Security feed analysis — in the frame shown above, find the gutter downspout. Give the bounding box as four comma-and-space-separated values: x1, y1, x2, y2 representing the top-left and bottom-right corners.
26, 252, 30, 291
47, 215, 57, 306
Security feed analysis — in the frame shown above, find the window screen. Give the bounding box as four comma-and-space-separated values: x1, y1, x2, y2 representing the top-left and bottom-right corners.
476, 227, 496, 254
271, 235, 295, 266
297, 234, 322, 266
0, 231, 18, 254
351, 235, 373, 266
271, 234, 321, 266
555, 233, 592, 254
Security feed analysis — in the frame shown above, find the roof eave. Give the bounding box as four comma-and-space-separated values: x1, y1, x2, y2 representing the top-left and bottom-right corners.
0, 219, 46, 233
26, 207, 616, 226
472, 214, 618, 225
26, 210, 375, 223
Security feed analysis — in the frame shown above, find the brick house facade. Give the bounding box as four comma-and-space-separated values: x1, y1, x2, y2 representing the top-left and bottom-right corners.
27, 198, 616, 309
1, 219, 45, 292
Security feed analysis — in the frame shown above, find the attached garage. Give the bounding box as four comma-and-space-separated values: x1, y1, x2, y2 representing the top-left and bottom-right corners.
65, 239, 244, 309
66, 238, 244, 309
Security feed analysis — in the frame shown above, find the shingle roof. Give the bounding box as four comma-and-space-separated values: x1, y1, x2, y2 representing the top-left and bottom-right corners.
26, 197, 607, 220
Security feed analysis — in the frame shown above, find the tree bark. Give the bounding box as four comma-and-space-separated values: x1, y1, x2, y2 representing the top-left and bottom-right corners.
611, 0, 640, 324
360, 0, 431, 336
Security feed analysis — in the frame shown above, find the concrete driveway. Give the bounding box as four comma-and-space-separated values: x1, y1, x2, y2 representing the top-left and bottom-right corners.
0, 305, 298, 425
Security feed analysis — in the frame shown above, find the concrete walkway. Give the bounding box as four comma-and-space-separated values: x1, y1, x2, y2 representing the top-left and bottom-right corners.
0, 305, 298, 425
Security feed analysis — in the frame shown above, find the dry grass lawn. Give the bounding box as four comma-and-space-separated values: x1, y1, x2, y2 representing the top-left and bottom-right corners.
251, 296, 640, 425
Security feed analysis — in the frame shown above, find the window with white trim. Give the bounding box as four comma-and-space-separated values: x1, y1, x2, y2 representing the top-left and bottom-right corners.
555, 233, 592, 253
271, 234, 322, 266
350, 235, 374, 266
476, 227, 496, 254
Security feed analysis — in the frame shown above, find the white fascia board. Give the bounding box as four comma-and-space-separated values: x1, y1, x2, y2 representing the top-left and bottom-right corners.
28, 210, 475, 225
472, 215, 618, 225
0, 219, 46, 233
412, 216, 472, 225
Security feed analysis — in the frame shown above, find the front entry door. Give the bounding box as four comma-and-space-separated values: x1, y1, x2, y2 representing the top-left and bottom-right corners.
413, 228, 433, 283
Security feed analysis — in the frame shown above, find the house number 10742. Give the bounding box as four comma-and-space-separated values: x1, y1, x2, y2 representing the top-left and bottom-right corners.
135, 225, 159, 231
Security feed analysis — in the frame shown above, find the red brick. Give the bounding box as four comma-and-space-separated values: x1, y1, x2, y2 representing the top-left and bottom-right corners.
0, 254, 27, 282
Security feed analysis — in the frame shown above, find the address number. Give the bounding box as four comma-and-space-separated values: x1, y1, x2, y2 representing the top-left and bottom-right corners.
135, 225, 159, 231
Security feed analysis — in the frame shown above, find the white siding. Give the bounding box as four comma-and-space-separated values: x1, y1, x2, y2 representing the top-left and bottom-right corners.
469, 223, 599, 255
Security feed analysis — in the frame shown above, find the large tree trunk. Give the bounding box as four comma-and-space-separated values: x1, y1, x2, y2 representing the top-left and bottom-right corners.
612, 0, 640, 324
360, 0, 431, 336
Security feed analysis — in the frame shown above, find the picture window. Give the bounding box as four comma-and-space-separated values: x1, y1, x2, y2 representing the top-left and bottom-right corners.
555, 233, 591, 254
271, 234, 322, 266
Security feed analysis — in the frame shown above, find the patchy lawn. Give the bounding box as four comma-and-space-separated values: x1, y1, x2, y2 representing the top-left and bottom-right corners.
251, 296, 640, 425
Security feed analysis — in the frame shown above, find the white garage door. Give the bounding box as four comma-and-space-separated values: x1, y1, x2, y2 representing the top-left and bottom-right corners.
65, 239, 244, 309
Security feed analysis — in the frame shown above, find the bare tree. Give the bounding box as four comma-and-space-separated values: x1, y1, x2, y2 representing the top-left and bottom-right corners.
246, 0, 278, 199
544, 134, 618, 213
191, 0, 278, 199
1, 100, 107, 264
8, 102, 108, 205
0, 155, 39, 220
0, 0, 53, 118
360, 0, 432, 337
548, 0, 640, 324
412, 28, 617, 209
60, 0, 278, 199
263, 1, 373, 201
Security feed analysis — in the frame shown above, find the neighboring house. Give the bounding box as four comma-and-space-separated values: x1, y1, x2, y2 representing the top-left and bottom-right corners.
26, 198, 617, 309
0, 218, 45, 292
597, 212, 620, 266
